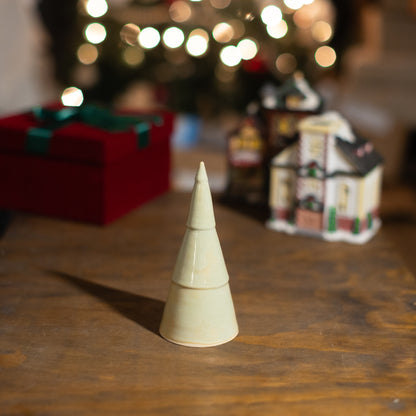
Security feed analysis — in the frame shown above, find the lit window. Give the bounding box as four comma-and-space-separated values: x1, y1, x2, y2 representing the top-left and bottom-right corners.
337, 184, 350, 214
309, 136, 323, 159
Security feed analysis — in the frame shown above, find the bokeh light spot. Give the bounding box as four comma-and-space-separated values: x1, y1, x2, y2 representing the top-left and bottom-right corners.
138, 27, 160, 49
120, 23, 140, 45
122, 46, 145, 66
210, 0, 231, 9
275, 53, 297, 73
212, 22, 234, 43
293, 9, 313, 28
163, 27, 185, 49
284, 0, 304, 10
311, 21, 333, 42
186, 30, 209, 57
77, 43, 98, 65
220, 45, 241, 67
61, 87, 84, 107
85, 0, 108, 18
315, 45, 336, 67
84, 23, 107, 44
266, 20, 288, 39
261, 5, 283, 26
169, 1, 192, 23
237, 38, 258, 60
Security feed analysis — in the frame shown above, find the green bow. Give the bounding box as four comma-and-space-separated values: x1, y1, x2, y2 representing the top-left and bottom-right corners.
26, 105, 163, 155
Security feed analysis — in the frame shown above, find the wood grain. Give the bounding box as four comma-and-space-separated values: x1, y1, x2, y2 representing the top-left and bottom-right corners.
0, 192, 415, 415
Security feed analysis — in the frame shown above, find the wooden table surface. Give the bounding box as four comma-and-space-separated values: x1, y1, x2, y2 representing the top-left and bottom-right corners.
1, 192, 415, 415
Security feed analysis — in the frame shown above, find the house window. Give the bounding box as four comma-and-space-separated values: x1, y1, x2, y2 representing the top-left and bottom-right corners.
298, 177, 323, 200
286, 95, 302, 108
337, 184, 350, 214
301, 133, 325, 166
276, 114, 297, 138
309, 136, 324, 160
278, 177, 292, 204
277, 117, 290, 136
306, 178, 320, 193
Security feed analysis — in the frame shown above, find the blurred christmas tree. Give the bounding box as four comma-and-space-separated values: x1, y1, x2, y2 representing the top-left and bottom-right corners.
38, 0, 347, 113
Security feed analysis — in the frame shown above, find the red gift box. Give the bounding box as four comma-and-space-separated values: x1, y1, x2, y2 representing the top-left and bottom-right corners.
0, 105, 173, 224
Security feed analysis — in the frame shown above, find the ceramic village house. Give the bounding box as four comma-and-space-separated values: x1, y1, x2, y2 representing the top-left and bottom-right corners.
224, 73, 323, 203
263, 71, 323, 156
267, 112, 383, 244
225, 117, 265, 201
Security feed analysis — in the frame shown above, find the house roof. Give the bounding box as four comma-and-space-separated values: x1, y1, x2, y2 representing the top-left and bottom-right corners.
335, 136, 383, 176
275, 80, 306, 102
299, 111, 355, 141
263, 73, 323, 112
271, 132, 383, 177
271, 111, 383, 176
271, 143, 298, 167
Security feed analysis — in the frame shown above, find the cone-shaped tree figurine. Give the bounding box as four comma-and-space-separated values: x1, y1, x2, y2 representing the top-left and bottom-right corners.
159, 162, 239, 347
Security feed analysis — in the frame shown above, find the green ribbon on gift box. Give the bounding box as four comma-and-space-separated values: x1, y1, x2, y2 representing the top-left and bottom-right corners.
26, 105, 163, 155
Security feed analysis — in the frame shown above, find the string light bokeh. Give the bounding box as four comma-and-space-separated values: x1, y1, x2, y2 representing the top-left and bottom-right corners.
61, 87, 84, 106
62, 0, 337, 106
84, 22, 106, 44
